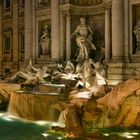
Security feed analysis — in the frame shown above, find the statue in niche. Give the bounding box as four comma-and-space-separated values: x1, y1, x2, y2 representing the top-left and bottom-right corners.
71, 17, 96, 63
134, 20, 140, 53
39, 24, 51, 56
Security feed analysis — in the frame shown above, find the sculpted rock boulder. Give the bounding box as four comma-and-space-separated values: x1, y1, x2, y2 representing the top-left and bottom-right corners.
0, 82, 20, 110
97, 75, 140, 128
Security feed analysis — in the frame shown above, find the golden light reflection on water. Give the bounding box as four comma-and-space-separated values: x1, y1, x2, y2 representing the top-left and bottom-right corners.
102, 131, 140, 139
1, 112, 140, 140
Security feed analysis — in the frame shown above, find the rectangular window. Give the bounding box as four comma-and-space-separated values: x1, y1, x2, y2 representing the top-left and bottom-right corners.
4, 35, 10, 52
21, 34, 24, 53
19, 33, 25, 61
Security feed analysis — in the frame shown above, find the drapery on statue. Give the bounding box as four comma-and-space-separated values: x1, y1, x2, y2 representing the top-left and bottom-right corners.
134, 20, 140, 53
71, 17, 96, 63
39, 24, 51, 56
94, 62, 107, 85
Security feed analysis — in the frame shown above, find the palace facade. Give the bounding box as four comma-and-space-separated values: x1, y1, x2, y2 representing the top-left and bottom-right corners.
0, 0, 140, 84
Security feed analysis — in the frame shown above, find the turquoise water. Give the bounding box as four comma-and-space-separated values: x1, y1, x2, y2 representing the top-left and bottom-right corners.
0, 112, 140, 140
0, 112, 66, 140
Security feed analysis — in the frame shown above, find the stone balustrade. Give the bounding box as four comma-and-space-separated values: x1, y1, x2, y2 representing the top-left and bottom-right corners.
60, 0, 103, 5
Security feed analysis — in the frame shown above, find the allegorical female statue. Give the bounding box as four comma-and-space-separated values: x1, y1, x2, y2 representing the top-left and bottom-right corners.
134, 20, 140, 53
71, 17, 96, 63
39, 24, 51, 56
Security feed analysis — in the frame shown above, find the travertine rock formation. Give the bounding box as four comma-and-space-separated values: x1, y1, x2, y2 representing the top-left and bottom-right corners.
52, 75, 140, 138
0, 82, 20, 110
97, 75, 140, 128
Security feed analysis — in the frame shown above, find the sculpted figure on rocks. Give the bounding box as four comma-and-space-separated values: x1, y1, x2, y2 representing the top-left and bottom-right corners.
11, 59, 49, 84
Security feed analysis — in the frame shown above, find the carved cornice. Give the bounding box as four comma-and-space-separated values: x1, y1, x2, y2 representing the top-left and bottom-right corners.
103, 0, 112, 4
59, 3, 105, 15
4, 28, 12, 36
36, 8, 51, 17
60, 0, 103, 6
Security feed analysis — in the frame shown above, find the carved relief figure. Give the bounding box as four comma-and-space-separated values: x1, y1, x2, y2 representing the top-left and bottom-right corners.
39, 24, 51, 56
82, 59, 95, 88
134, 20, 140, 53
11, 59, 49, 84
72, 17, 96, 63
94, 62, 107, 85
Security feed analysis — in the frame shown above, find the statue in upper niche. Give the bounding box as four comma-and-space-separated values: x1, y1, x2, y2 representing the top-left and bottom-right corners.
39, 24, 51, 56
134, 20, 140, 53
71, 17, 96, 63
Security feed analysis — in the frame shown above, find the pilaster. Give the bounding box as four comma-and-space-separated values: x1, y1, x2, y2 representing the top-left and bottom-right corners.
124, 0, 130, 62
104, 1, 112, 61
66, 12, 71, 61
51, 0, 60, 60
60, 11, 66, 60
24, 0, 32, 62
0, 1, 3, 75
32, 0, 36, 63
112, 0, 124, 62
13, 0, 19, 72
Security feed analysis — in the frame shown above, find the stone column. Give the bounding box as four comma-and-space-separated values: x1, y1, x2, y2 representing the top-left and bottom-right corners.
124, 0, 130, 62
60, 11, 66, 60
13, 0, 19, 72
0, 1, 3, 75
32, 0, 36, 63
112, 0, 124, 62
51, 0, 60, 60
24, 0, 32, 61
66, 12, 71, 60
104, 3, 111, 61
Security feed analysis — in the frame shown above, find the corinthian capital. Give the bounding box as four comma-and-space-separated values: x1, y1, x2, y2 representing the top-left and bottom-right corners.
65, 10, 71, 17
103, 0, 112, 10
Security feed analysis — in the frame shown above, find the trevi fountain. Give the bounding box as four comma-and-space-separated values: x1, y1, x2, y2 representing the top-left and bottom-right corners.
1, 0, 140, 140
0, 18, 140, 140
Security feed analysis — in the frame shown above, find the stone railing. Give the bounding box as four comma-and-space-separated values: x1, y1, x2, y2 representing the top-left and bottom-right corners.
60, 0, 103, 6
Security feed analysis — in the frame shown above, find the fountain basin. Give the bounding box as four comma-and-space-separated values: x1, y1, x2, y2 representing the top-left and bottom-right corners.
8, 90, 64, 121
37, 83, 66, 95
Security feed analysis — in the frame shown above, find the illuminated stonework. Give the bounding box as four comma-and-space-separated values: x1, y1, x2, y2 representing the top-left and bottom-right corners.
0, 0, 140, 84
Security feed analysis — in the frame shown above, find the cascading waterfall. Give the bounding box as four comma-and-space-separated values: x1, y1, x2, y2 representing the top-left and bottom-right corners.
8, 83, 65, 122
